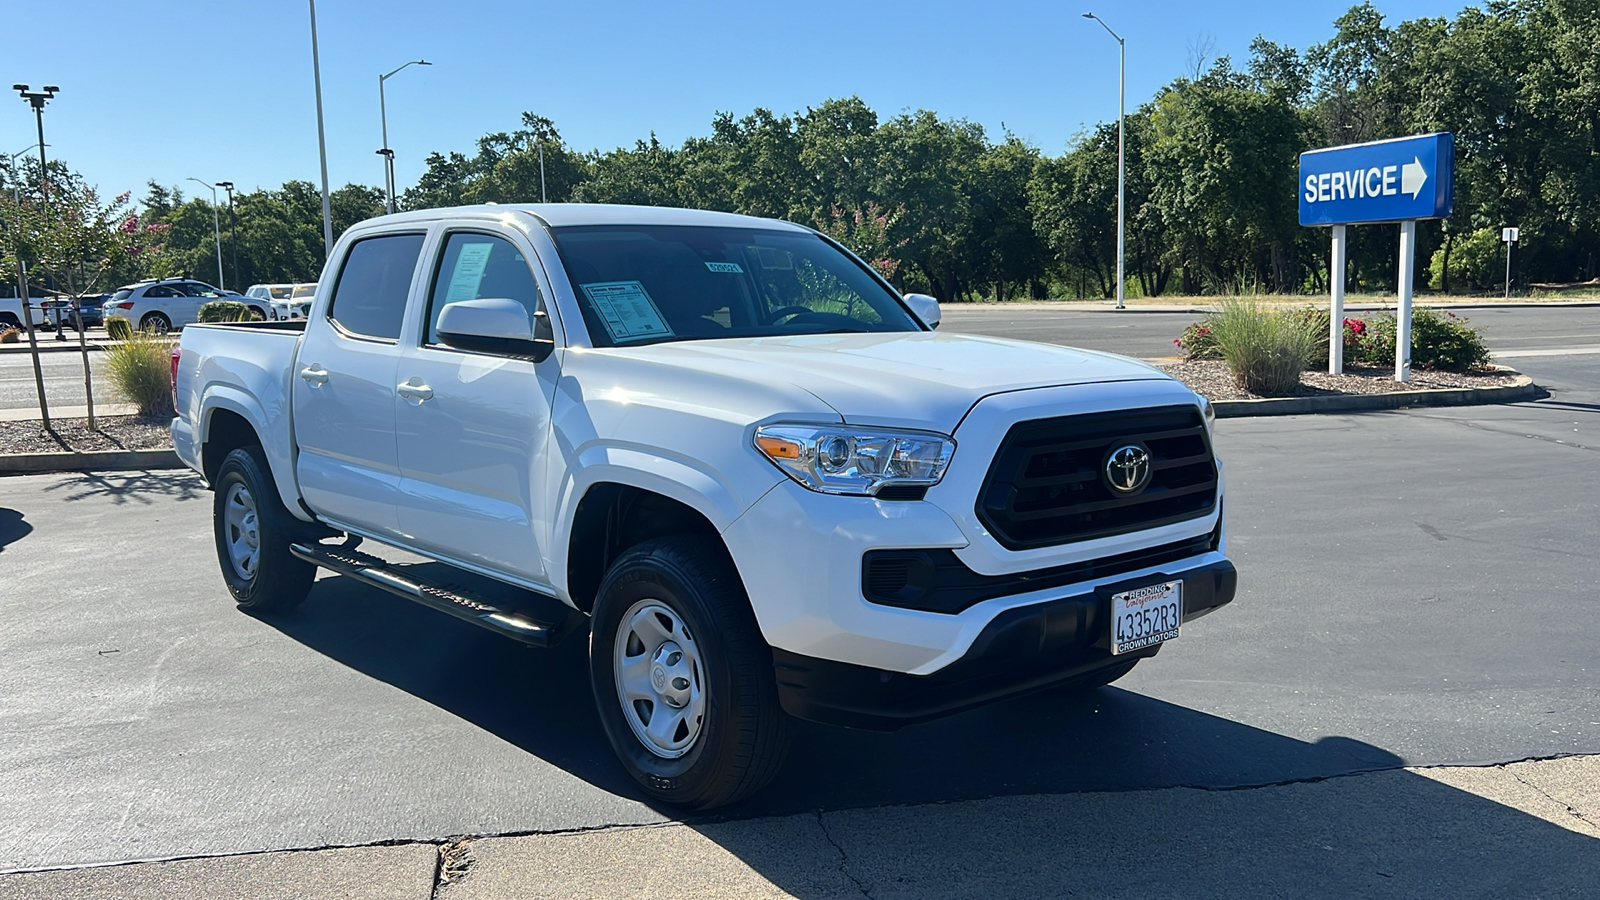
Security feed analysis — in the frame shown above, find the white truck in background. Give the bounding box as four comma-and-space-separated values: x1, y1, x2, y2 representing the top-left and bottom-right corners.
172, 203, 1236, 808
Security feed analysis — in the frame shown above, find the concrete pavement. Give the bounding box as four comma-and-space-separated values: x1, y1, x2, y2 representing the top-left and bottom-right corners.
3, 755, 1595, 898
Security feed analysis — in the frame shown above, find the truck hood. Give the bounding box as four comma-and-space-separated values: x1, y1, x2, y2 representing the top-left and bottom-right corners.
602, 331, 1172, 431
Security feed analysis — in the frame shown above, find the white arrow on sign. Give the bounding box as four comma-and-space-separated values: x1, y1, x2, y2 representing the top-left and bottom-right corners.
1401, 156, 1428, 199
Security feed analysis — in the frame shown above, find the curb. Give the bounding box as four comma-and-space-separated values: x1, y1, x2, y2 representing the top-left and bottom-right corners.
0, 449, 183, 476
1212, 375, 1539, 418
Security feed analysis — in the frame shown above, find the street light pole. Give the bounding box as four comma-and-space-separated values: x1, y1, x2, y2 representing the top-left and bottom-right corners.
188, 178, 225, 289
1083, 14, 1126, 310
308, 0, 333, 258
378, 59, 431, 214
217, 181, 238, 287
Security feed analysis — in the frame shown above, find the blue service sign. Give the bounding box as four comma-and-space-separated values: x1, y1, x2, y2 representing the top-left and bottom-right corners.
1298, 133, 1454, 226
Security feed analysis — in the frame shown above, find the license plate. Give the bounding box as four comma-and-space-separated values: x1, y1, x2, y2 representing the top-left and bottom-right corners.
1111, 580, 1182, 655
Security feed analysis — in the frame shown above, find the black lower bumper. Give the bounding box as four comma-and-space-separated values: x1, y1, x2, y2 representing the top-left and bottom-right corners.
772, 557, 1237, 731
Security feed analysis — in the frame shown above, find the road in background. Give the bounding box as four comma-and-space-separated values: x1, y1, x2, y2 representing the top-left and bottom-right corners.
2, 353, 1596, 871
3, 306, 1599, 410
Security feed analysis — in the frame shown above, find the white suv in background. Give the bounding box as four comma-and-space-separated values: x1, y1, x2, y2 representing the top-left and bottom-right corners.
244, 284, 294, 320
103, 279, 242, 333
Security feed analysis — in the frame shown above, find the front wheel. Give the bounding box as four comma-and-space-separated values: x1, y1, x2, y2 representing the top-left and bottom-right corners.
212, 447, 315, 612
589, 537, 789, 809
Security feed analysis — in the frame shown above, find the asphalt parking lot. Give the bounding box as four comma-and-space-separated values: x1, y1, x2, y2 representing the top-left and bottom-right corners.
1, 310, 1597, 894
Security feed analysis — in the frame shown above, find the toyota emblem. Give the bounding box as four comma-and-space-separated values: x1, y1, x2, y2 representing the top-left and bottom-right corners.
1104, 444, 1152, 494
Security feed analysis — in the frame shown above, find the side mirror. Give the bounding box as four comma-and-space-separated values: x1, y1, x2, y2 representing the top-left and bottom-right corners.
437, 298, 555, 362
903, 293, 941, 330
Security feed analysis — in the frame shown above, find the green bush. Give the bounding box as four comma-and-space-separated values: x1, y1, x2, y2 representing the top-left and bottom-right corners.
1428, 227, 1503, 292
198, 300, 253, 323
106, 315, 133, 341
1341, 309, 1490, 372
1209, 300, 1319, 396
103, 329, 176, 417
0, 326, 19, 344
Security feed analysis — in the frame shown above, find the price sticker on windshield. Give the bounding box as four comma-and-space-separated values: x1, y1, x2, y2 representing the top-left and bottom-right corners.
581, 281, 675, 342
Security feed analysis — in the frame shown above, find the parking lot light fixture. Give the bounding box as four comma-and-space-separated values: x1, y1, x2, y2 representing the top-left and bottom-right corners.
378, 59, 431, 214
1082, 13, 1126, 310
217, 181, 238, 288
188, 177, 226, 290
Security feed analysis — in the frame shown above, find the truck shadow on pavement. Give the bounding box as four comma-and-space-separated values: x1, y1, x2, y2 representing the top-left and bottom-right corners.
0, 507, 30, 552
266, 567, 1397, 810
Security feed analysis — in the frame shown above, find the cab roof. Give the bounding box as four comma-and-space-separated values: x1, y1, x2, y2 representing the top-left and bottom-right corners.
366, 203, 813, 233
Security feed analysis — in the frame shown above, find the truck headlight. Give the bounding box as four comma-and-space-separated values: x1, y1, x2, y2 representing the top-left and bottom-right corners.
754, 424, 955, 496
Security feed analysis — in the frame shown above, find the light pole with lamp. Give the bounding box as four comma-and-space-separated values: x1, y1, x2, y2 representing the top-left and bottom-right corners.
217, 181, 238, 288
15, 84, 67, 338
188, 178, 226, 290
378, 59, 431, 214
5, 143, 52, 427
1081, 14, 1126, 310
308, 0, 333, 258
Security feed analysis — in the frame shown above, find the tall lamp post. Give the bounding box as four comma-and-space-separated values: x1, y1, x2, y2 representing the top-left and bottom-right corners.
1082, 14, 1126, 310
378, 59, 431, 214
308, 0, 333, 258
188, 177, 226, 289
217, 181, 238, 287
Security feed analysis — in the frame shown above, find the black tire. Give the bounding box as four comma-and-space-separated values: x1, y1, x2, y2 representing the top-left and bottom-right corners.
141, 312, 171, 335
247, 306, 266, 321
212, 447, 315, 612
589, 536, 790, 809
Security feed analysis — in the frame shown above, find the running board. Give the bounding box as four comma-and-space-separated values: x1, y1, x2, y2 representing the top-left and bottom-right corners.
290, 541, 583, 648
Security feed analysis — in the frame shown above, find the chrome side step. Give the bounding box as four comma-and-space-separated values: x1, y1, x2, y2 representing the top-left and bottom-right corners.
290, 541, 583, 648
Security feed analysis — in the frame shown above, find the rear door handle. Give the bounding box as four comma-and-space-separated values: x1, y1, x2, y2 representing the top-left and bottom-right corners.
396, 378, 433, 404
300, 365, 329, 386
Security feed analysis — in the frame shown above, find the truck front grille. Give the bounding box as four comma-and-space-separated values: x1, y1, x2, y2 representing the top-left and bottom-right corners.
977, 405, 1216, 550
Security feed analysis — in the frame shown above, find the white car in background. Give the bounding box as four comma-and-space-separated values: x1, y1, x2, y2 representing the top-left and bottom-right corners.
281, 282, 317, 320
103, 279, 242, 334
244, 284, 295, 320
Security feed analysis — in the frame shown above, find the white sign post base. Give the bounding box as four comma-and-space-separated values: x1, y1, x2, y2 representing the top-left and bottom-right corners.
1329, 224, 1346, 375
1395, 220, 1416, 382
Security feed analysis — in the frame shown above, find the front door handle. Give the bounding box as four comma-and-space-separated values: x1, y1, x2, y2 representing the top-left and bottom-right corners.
300, 365, 329, 386
397, 378, 434, 404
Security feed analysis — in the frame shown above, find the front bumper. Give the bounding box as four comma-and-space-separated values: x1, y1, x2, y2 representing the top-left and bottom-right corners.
772, 557, 1236, 730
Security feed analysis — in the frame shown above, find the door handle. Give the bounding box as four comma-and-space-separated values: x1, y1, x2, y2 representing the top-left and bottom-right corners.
300, 365, 329, 386
396, 378, 434, 404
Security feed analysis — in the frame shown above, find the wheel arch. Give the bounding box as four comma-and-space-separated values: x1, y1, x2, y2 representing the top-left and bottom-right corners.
565, 482, 733, 615
199, 392, 310, 522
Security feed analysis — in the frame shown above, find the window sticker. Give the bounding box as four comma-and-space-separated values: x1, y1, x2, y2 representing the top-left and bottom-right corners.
754, 247, 792, 270
445, 242, 495, 302
580, 280, 675, 341
705, 261, 743, 274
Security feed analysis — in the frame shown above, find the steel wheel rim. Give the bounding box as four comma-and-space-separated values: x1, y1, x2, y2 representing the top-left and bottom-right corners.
223, 483, 261, 581
613, 599, 706, 759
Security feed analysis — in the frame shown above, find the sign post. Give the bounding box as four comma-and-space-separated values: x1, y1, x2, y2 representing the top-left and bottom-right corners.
1299, 133, 1454, 382
1501, 227, 1519, 300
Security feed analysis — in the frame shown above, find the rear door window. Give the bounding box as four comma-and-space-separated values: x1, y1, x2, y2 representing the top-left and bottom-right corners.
327, 234, 425, 341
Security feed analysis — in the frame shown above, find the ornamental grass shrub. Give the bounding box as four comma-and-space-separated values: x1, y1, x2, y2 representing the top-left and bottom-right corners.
1208, 300, 1319, 396
103, 328, 175, 417
0, 326, 19, 344
198, 300, 255, 323
106, 315, 133, 341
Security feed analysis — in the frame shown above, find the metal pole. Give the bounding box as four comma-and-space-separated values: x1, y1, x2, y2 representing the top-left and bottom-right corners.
380, 73, 392, 213
1115, 33, 1125, 310
189, 179, 224, 289
309, 0, 334, 258
34, 105, 48, 215
1395, 221, 1416, 383
219, 182, 238, 287
1329, 224, 1346, 375
1504, 239, 1512, 300
539, 141, 547, 203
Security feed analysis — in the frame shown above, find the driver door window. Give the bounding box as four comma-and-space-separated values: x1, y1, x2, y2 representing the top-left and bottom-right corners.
423, 232, 544, 348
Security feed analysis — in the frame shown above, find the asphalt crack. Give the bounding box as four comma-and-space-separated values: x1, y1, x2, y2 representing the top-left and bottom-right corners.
815, 810, 874, 899
1504, 766, 1600, 833
430, 837, 474, 897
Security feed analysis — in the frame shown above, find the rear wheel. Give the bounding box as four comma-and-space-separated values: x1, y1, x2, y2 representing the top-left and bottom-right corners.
589, 537, 789, 809
247, 305, 266, 321
140, 312, 171, 335
212, 447, 314, 612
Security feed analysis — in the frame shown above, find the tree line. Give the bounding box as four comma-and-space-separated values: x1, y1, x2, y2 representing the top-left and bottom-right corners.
4, 0, 1596, 303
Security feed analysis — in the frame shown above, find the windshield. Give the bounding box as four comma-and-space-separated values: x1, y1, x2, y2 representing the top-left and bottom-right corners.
270, 286, 294, 300
291, 283, 317, 300
548, 225, 919, 347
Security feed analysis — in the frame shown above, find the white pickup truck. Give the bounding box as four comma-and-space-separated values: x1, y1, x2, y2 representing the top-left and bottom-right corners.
173, 203, 1235, 808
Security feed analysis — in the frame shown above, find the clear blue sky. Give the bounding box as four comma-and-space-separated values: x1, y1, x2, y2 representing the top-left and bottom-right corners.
5, 0, 1471, 207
